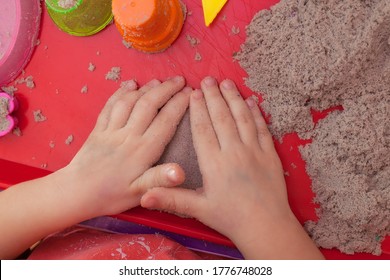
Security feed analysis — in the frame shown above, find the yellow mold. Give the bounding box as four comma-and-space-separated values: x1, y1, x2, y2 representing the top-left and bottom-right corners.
202, 0, 228, 26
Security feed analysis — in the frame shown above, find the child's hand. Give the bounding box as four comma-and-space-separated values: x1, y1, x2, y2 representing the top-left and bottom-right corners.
0, 77, 192, 259
140, 77, 323, 259
60, 77, 190, 217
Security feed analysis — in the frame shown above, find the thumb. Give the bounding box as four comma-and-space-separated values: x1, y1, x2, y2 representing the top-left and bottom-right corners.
131, 163, 185, 193
141, 187, 204, 218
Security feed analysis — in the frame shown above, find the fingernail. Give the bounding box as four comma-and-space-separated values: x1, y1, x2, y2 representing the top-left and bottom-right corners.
221, 79, 235, 90
182, 87, 193, 93
203, 76, 217, 87
246, 97, 256, 108
147, 79, 161, 87
167, 167, 178, 181
191, 89, 204, 100
172, 76, 184, 83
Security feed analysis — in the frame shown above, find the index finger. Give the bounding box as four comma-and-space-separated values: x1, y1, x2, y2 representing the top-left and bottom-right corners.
126, 76, 186, 135
190, 89, 220, 168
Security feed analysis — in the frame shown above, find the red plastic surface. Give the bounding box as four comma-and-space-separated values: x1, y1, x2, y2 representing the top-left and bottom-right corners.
0, 0, 388, 259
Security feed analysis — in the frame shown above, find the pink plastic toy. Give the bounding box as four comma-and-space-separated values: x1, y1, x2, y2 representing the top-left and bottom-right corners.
0, 0, 41, 86
0, 92, 18, 137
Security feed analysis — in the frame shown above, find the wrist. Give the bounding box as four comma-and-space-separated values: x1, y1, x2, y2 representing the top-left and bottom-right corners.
48, 166, 100, 222
230, 211, 323, 259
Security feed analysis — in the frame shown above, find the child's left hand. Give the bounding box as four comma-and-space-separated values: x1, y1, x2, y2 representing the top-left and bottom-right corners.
60, 77, 190, 217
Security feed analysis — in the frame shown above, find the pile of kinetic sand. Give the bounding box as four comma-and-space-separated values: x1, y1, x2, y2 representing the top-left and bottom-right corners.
237, 0, 390, 255
157, 111, 202, 189
105, 67, 121, 81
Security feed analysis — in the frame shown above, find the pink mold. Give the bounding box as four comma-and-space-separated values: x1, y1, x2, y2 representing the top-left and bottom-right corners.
0, 92, 18, 137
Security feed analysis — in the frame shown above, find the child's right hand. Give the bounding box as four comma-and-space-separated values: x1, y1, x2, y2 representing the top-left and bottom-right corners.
141, 77, 324, 259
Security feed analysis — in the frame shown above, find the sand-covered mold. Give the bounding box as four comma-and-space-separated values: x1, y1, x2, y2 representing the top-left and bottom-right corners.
237, 0, 390, 255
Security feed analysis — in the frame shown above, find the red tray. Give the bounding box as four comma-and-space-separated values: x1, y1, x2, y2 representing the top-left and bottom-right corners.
0, 0, 388, 259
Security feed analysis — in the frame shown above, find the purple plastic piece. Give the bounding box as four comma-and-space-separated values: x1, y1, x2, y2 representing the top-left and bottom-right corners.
81, 216, 244, 259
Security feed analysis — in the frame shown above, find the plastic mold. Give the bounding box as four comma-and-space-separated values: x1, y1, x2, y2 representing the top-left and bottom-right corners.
0, 92, 18, 137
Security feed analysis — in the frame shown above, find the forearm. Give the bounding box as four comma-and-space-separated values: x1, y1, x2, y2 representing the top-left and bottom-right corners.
232, 213, 324, 260
0, 168, 90, 259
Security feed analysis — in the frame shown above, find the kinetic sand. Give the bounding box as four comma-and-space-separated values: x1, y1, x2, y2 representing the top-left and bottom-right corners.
58, 0, 77, 9
0, 97, 10, 132
238, 0, 390, 255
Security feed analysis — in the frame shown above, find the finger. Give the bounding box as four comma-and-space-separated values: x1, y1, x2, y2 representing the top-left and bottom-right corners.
126, 76, 186, 134
141, 187, 204, 218
107, 79, 162, 130
106, 90, 144, 130
220, 79, 259, 146
201, 77, 240, 147
143, 87, 191, 146
190, 89, 220, 168
138, 79, 161, 94
245, 97, 275, 151
131, 163, 186, 195
94, 80, 137, 131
